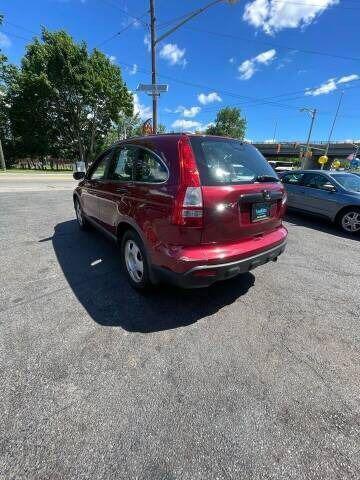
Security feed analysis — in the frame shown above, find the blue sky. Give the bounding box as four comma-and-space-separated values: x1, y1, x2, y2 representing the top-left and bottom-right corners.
1, 0, 359, 141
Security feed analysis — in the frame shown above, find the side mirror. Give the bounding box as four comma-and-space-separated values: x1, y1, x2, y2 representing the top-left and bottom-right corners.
73, 171, 85, 180
322, 183, 336, 192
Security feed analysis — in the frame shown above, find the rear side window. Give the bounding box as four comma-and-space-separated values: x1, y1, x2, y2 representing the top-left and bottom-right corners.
302, 173, 332, 189
189, 138, 277, 185
134, 148, 168, 183
282, 172, 305, 185
108, 146, 138, 181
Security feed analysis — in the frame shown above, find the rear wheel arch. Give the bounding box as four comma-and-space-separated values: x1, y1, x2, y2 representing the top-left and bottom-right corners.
335, 205, 360, 223
116, 221, 148, 249
116, 222, 135, 244
116, 221, 156, 284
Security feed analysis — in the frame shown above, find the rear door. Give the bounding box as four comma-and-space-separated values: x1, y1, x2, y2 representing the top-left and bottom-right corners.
81, 150, 114, 222
130, 146, 173, 250
94, 145, 138, 235
189, 137, 285, 244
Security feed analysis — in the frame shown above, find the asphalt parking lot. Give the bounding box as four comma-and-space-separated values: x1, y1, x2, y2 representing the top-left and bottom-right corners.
1, 175, 359, 479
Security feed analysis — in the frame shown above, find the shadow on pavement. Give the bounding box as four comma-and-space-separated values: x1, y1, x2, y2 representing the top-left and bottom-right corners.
51, 220, 255, 333
285, 210, 359, 240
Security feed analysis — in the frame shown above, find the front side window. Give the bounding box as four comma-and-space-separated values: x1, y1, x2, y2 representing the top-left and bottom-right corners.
89, 151, 113, 180
302, 173, 333, 190
331, 173, 360, 193
133, 148, 168, 183
108, 146, 138, 181
189, 138, 278, 185
282, 172, 305, 185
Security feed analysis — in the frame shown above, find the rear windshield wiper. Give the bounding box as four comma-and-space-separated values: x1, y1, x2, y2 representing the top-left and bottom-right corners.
254, 175, 279, 183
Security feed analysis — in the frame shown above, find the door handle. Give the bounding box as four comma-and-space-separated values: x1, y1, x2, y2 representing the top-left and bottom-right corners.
115, 187, 127, 194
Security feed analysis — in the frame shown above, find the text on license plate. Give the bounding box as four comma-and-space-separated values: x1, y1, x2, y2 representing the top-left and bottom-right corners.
252, 203, 271, 222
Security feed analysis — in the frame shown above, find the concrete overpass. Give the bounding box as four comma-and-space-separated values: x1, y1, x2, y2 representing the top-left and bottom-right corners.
252, 141, 358, 168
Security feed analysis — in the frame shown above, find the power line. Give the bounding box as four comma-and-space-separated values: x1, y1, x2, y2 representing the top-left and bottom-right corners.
95, 0, 148, 26
3, 21, 38, 36
272, 0, 360, 10
95, 12, 148, 48
120, 60, 308, 110
185, 27, 360, 62
0, 29, 31, 42
156, 0, 359, 30
120, 60, 360, 119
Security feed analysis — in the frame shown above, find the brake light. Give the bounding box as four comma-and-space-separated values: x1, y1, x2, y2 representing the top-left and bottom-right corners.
172, 135, 203, 227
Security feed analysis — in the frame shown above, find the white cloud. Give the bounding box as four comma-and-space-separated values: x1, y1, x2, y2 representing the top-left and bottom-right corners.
305, 74, 359, 96
171, 119, 202, 130
305, 78, 337, 96
337, 74, 359, 84
159, 43, 187, 67
128, 63, 138, 75
256, 49, 276, 64
144, 35, 151, 52
107, 55, 116, 64
243, 0, 339, 35
0, 33, 11, 48
197, 92, 222, 105
238, 49, 276, 80
239, 60, 255, 80
175, 105, 201, 118
229, 57, 235, 64
183, 106, 201, 118
133, 93, 151, 120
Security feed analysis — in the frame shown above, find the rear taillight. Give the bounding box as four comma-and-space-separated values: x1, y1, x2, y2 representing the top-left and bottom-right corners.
172, 136, 203, 227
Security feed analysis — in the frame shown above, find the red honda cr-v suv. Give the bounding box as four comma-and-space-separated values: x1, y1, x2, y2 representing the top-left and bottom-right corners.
73, 134, 287, 289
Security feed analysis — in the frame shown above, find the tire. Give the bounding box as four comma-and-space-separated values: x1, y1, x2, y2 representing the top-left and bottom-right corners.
121, 230, 152, 290
337, 207, 360, 234
74, 197, 89, 231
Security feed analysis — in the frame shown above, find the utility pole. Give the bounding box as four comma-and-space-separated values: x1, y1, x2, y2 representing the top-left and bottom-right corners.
325, 91, 344, 156
300, 107, 317, 169
148, 0, 238, 134
272, 120, 278, 144
149, 0, 157, 134
0, 138, 6, 172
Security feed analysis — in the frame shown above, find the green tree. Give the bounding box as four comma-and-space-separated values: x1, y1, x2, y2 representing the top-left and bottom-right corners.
9, 29, 133, 165
206, 107, 247, 139
103, 116, 167, 148
0, 15, 19, 168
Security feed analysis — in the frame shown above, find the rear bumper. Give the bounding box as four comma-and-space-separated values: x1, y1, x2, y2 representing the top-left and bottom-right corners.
153, 240, 287, 288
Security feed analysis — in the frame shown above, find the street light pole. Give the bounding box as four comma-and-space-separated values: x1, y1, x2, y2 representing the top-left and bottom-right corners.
149, 0, 238, 133
325, 91, 344, 156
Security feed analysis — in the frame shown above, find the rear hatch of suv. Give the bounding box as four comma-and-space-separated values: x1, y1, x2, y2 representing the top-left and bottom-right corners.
189, 136, 285, 244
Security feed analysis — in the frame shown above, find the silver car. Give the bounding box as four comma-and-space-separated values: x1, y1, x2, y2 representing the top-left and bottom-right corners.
281, 170, 360, 234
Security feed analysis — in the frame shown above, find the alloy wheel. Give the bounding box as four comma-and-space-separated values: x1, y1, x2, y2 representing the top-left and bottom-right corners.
124, 240, 144, 283
75, 200, 83, 227
341, 211, 360, 233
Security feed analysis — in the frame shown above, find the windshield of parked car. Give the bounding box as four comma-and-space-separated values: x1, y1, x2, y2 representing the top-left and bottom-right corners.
190, 138, 278, 185
330, 173, 360, 193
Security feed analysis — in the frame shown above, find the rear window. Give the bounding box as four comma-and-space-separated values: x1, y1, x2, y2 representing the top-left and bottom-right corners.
189, 137, 278, 186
